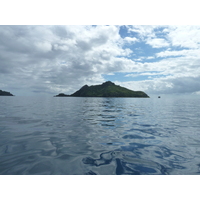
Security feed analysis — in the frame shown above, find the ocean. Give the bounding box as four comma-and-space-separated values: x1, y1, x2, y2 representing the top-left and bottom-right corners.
0, 95, 200, 175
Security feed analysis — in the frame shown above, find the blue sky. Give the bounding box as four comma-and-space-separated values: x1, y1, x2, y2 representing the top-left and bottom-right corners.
0, 25, 200, 96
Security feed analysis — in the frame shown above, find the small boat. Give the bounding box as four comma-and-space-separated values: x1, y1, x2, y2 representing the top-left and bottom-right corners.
158, 96, 161, 98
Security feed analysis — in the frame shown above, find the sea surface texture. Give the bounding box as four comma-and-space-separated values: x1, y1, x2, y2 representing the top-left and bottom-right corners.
0, 96, 200, 175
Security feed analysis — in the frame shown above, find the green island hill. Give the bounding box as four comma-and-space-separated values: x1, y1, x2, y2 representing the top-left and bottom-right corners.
0, 90, 14, 96
55, 81, 149, 98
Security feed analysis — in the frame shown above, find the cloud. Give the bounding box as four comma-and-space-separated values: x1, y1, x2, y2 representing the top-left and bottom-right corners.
121, 25, 200, 95
149, 75, 200, 94
125, 71, 167, 77
166, 26, 200, 49
0, 25, 134, 95
131, 25, 200, 50
1, 25, 200, 96
124, 36, 138, 43
146, 38, 170, 48
156, 49, 189, 57
127, 25, 158, 39
116, 74, 200, 95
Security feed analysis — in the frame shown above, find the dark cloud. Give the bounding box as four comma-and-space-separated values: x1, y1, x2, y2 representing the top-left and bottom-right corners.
143, 76, 200, 95
0, 25, 129, 95
90, 34, 108, 46
76, 40, 92, 51
170, 76, 200, 94
51, 25, 74, 39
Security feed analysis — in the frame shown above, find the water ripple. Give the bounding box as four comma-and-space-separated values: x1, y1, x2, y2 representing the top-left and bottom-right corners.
1, 96, 200, 174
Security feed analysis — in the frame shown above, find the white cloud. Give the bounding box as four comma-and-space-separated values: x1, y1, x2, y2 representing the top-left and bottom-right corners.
121, 25, 200, 94
156, 49, 188, 57
128, 25, 200, 50
125, 73, 139, 78
146, 38, 170, 48
124, 36, 138, 43
127, 25, 158, 39
146, 56, 155, 60
167, 26, 200, 49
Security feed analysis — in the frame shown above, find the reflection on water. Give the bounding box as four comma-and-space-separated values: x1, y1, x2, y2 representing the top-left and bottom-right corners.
0, 96, 200, 174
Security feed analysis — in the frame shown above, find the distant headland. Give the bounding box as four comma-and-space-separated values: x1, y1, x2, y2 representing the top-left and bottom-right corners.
0, 90, 14, 96
55, 81, 149, 98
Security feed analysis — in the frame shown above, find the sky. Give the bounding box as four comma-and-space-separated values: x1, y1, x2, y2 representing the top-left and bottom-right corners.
1, 25, 200, 96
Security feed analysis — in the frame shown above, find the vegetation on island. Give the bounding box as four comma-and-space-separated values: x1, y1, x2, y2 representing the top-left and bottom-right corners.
0, 90, 14, 96
54, 93, 70, 97
55, 81, 149, 98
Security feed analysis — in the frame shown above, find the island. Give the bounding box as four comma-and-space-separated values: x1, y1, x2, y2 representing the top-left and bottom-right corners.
0, 89, 14, 96
55, 81, 149, 98
54, 93, 70, 97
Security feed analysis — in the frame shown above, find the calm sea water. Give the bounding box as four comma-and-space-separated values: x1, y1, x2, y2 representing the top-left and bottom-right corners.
0, 95, 200, 175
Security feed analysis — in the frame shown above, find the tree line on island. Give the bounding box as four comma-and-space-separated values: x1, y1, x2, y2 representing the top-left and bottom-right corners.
0, 90, 14, 96
55, 81, 149, 98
